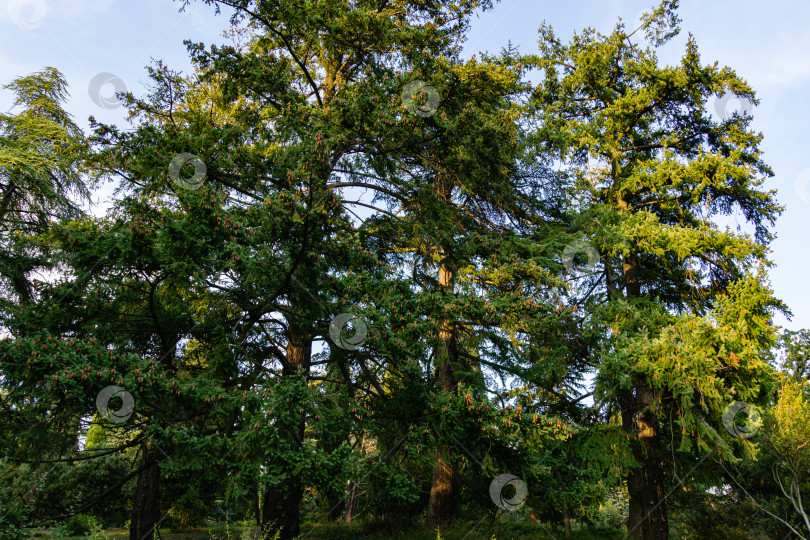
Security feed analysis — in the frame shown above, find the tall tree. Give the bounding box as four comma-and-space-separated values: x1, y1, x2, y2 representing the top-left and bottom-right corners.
528, 2, 784, 537
178, 1, 504, 536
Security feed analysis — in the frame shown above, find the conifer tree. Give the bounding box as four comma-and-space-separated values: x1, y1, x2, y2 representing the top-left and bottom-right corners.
527, 2, 784, 537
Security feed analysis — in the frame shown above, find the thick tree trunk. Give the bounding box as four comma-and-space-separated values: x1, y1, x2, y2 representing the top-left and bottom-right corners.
130, 445, 160, 540
427, 444, 457, 528
621, 249, 668, 539
262, 479, 302, 540
622, 382, 668, 539
427, 259, 459, 529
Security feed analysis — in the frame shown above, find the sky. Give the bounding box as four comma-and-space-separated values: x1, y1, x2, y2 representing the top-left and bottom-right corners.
1, 0, 809, 333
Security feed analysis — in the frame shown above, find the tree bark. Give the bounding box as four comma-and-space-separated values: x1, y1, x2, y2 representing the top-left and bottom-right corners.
427, 444, 457, 529
623, 381, 668, 539
0, 179, 16, 223
345, 481, 360, 523
427, 258, 459, 529
563, 508, 572, 537
621, 248, 669, 539
262, 479, 302, 540
255, 478, 261, 528
129, 445, 160, 540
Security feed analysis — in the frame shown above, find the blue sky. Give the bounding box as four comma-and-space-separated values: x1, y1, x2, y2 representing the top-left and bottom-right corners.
2, 0, 808, 332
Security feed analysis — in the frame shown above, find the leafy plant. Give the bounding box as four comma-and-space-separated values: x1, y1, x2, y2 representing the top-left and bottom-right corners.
56, 514, 100, 537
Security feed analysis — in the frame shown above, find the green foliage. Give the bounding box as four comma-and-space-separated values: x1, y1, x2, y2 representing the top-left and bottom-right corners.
525, 2, 785, 531
758, 377, 810, 536
0, 455, 134, 529
56, 513, 100, 537
593, 488, 628, 531
0, 67, 89, 310
0, 67, 89, 223
767, 378, 810, 470
167, 488, 210, 528
0, 2, 799, 539
668, 491, 778, 540
0, 489, 27, 540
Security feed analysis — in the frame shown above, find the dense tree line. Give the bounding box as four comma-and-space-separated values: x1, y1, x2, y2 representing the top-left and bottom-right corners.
1, 1, 808, 539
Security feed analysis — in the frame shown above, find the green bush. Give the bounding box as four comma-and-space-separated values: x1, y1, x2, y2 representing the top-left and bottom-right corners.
595, 489, 628, 531
56, 513, 99, 537
585, 525, 625, 539
2, 456, 134, 529
166, 488, 209, 528
0, 500, 26, 540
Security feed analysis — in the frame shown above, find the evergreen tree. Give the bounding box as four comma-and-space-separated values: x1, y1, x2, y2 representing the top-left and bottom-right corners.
527, 2, 784, 537
0, 67, 89, 310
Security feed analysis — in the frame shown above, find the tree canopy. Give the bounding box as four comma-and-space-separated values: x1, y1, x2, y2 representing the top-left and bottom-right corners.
1, 2, 806, 540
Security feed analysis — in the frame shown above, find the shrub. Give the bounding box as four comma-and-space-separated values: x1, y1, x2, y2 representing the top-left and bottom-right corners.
56, 513, 99, 537
0, 502, 26, 540
166, 488, 209, 528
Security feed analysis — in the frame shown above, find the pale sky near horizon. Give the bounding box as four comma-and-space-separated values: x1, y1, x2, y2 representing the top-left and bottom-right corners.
1, 0, 808, 334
